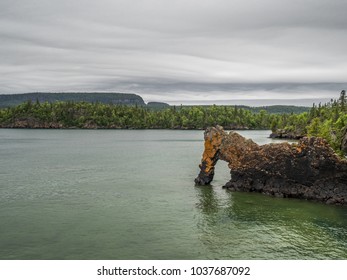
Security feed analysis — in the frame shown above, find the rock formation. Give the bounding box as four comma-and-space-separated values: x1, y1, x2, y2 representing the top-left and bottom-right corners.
195, 126, 347, 205
194, 126, 227, 185
269, 129, 303, 140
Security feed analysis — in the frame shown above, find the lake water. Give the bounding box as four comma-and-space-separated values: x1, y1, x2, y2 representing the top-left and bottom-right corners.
0, 129, 346, 260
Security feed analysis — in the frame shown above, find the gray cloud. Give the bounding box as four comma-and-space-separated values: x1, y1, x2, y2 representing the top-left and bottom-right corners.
0, 0, 346, 105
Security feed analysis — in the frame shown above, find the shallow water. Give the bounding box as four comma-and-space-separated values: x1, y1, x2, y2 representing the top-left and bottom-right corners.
0, 129, 346, 259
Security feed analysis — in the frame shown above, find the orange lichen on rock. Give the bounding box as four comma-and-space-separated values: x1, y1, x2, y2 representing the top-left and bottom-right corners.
195, 126, 347, 205
194, 126, 226, 185
200, 126, 225, 173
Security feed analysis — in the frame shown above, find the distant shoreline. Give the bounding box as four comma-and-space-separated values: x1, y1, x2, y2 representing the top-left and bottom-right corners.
0, 126, 268, 131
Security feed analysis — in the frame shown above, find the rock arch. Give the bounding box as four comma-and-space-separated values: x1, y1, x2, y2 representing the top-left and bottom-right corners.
195, 126, 347, 205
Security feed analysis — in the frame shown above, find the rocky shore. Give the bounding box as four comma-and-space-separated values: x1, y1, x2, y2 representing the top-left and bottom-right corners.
195, 126, 347, 205
269, 129, 303, 140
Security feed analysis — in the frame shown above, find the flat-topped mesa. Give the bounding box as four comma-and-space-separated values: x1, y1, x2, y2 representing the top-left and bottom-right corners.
195, 126, 347, 205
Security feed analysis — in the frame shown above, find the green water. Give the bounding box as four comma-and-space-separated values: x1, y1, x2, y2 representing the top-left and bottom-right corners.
0, 129, 346, 259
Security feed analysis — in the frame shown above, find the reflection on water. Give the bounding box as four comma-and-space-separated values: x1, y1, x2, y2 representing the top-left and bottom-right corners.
194, 186, 347, 259
195, 186, 221, 215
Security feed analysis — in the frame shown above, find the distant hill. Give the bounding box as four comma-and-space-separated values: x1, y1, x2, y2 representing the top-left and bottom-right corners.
147, 102, 170, 110
0, 92, 146, 108
0, 92, 309, 114
179, 104, 310, 114
242, 105, 310, 114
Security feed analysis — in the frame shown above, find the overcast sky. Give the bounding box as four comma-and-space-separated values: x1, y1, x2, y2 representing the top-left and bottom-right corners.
1, 0, 346, 105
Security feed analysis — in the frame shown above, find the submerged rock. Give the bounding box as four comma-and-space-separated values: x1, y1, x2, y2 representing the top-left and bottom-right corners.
195, 126, 347, 205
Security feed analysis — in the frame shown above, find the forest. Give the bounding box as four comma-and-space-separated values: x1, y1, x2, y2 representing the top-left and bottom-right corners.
271, 90, 347, 154
0, 90, 346, 155
0, 100, 279, 130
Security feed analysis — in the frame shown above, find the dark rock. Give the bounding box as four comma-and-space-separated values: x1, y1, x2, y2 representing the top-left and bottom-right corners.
270, 129, 303, 140
195, 126, 347, 205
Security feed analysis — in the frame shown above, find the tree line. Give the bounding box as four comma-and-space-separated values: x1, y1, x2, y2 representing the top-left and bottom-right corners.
0, 100, 279, 130
1, 91, 346, 155
271, 90, 347, 154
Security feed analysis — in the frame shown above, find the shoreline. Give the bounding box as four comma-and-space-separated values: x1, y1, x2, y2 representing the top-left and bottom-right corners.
0, 126, 270, 131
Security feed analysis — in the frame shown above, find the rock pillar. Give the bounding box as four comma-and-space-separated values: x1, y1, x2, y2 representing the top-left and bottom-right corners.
194, 126, 226, 185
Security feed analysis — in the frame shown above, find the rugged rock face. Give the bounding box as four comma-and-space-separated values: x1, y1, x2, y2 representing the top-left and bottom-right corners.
194, 126, 227, 185
195, 126, 347, 205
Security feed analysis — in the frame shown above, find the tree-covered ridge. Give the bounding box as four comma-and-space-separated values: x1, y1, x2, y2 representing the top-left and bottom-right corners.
0, 100, 281, 130
0, 92, 146, 108
247, 105, 309, 114
181, 105, 309, 114
1, 91, 346, 155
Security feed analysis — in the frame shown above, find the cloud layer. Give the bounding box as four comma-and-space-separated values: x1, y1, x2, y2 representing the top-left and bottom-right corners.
1, 0, 346, 104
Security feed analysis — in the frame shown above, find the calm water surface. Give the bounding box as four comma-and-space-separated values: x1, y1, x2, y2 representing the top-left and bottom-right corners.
0, 129, 346, 259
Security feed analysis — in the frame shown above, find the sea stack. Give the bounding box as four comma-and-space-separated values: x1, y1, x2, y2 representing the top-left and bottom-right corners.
195, 126, 347, 205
